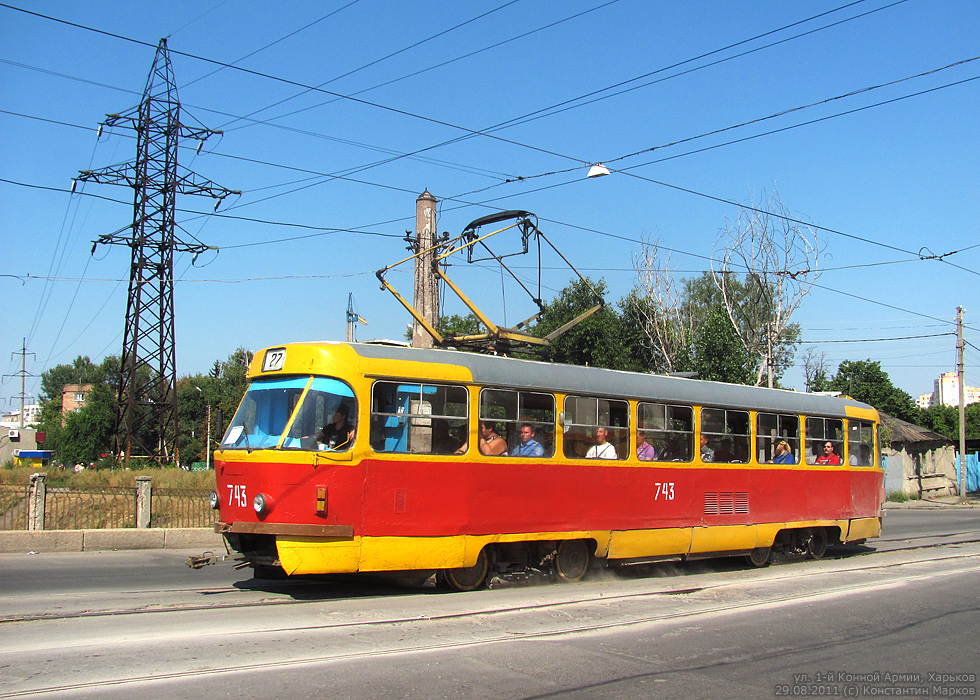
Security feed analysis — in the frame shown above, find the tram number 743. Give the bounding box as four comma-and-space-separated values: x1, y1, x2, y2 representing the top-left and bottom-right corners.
229, 484, 247, 508
654, 482, 675, 501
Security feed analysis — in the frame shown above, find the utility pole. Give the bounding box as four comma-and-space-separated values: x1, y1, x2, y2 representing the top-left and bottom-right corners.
957, 306, 966, 501
4, 338, 36, 429
76, 38, 239, 467
412, 190, 439, 349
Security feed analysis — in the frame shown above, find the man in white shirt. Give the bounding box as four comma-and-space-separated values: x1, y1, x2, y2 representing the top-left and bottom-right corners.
586, 427, 617, 459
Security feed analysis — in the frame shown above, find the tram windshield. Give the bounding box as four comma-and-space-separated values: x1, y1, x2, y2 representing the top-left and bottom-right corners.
220, 376, 356, 451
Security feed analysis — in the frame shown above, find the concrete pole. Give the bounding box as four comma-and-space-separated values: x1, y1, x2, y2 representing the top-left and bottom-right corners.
412, 190, 439, 349
27, 473, 46, 531
206, 402, 211, 471
957, 306, 967, 501
136, 476, 152, 528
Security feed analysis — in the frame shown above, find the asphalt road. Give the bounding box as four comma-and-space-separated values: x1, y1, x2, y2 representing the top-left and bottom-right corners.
1, 507, 977, 699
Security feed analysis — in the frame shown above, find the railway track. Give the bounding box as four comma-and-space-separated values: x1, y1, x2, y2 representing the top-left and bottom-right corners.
2, 540, 978, 699
2, 531, 977, 626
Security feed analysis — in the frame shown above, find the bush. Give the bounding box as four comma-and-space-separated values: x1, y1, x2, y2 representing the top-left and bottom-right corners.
886, 491, 916, 503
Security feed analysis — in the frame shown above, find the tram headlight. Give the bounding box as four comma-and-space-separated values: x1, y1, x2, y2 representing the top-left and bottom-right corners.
209, 490, 220, 510
253, 492, 272, 516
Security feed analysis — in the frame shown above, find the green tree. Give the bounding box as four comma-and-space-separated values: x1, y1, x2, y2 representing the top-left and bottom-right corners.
826, 360, 917, 422
918, 403, 980, 441
530, 278, 637, 371
690, 307, 753, 384
57, 383, 116, 466
36, 356, 120, 461
175, 374, 219, 465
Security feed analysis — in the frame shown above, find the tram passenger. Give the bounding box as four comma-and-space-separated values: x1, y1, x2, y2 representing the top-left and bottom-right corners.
635, 432, 656, 461
858, 443, 872, 466
714, 438, 735, 463
815, 441, 842, 465
478, 421, 508, 456
511, 423, 545, 457
772, 440, 795, 464
586, 427, 617, 459
432, 421, 463, 455
316, 404, 355, 450
699, 434, 714, 462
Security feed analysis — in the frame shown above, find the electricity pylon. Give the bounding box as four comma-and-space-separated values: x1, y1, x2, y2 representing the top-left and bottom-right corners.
76, 38, 239, 466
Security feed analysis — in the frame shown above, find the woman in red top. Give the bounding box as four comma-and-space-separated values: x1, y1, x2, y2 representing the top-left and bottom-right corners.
815, 441, 842, 465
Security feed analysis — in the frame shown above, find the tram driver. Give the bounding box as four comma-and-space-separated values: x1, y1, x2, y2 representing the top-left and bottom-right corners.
316, 403, 355, 450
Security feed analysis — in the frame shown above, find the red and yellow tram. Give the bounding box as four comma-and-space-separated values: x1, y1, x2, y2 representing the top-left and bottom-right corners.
212, 341, 883, 589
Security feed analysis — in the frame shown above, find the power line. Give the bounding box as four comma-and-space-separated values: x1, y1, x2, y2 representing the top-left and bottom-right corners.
470, 0, 911, 137
235, 1, 626, 130
181, 1, 362, 91
798, 332, 955, 343
214, 0, 523, 131
0, 2, 583, 164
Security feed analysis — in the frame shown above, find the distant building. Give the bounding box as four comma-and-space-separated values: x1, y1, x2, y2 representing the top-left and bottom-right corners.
0, 403, 41, 426
917, 372, 980, 409
62, 384, 93, 418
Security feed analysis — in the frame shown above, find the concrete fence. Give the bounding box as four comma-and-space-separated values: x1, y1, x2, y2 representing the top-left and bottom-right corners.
0, 473, 224, 553
6, 473, 217, 531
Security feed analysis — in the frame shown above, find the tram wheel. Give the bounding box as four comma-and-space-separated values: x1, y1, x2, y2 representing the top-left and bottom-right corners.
807, 529, 828, 560
553, 540, 590, 582
745, 546, 772, 568
439, 548, 489, 592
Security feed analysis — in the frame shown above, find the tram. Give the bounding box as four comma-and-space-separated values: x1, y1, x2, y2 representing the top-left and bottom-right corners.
210, 341, 883, 589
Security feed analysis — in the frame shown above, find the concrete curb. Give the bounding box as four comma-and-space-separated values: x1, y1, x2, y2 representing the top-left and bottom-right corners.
883, 498, 980, 510
0, 528, 225, 554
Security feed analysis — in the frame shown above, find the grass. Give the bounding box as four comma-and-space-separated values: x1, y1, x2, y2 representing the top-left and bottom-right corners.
886, 491, 916, 503
0, 465, 216, 489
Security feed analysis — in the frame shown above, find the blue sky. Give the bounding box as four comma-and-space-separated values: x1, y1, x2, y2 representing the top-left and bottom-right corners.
1, 0, 978, 407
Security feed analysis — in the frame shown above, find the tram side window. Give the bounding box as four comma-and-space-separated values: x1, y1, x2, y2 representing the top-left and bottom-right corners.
637, 402, 693, 462
701, 408, 750, 463
221, 376, 310, 450
282, 377, 358, 451
370, 382, 468, 455
563, 396, 629, 460
805, 417, 844, 465
848, 420, 876, 466
757, 412, 800, 464
480, 389, 556, 457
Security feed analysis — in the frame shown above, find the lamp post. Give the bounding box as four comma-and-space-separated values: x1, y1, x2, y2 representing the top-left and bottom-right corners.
195, 387, 212, 470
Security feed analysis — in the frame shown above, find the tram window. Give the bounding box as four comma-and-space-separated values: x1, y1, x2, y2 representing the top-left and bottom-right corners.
480, 389, 555, 457
637, 402, 693, 462
563, 396, 629, 460
700, 408, 750, 463
281, 377, 358, 451
757, 412, 800, 464
848, 420, 875, 466
221, 376, 311, 450
370, 382, 468, 455
805, 417, 844, 465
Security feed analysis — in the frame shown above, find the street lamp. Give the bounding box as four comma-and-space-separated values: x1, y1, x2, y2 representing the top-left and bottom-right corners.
195, 387, 212, 470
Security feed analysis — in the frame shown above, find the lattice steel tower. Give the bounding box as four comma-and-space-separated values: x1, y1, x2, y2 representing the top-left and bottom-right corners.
77, 38, 238, 465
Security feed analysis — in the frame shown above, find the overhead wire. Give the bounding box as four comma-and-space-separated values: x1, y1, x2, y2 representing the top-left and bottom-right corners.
236, 0, 625, 130
181, 1, 362, 91
3, 2, 975, 364
215, 0, 523, 132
